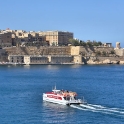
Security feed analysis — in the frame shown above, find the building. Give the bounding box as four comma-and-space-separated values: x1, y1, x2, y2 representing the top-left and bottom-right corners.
0, 32, 12, 47
103, 43, 112, 47
39, 31, 73, 46
0, 29, 73, 47
116, 42, 120, 49
30, 56, 48, 64
6, 30, 46, 47
8, 55, 24, 63
51, 55, 73, 64
115, 42, 124, 56
8, 55, 74, 64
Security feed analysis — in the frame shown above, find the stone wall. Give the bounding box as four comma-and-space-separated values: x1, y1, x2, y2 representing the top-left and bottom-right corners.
4, 46, 124, 64
0, 49, 8, 62
115, 49, 124, 56
94, 47, 114, 53
80, 46, 114, 56
6, 46, 71, 56
85, 56, 124, 64
70, 46, 80, 55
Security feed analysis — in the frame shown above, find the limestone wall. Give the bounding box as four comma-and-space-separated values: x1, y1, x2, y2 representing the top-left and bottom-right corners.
4, 46, 124, 65
97, 57, 121, 61
73, 55, 82, 64
80, 46, 114, 56
70, 46, 80, 55
23, 46, 71, 55
5, 46, 71, 56
94, 47, 114, 53
0, 49, 9, 62
115, 49, 124, 56
24, 56, 30, 64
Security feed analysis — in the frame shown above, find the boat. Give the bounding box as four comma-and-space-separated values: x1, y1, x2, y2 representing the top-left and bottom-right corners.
43, 86, 85, 105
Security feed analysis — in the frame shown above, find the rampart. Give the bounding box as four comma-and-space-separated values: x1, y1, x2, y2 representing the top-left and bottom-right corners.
3, 46, 124, 64
5, 46, 71, 55
115, 49, 124, 56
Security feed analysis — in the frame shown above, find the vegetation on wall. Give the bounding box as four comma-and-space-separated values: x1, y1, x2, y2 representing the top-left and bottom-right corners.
96, 51, 101, 56
102, 51, 107, 56
69, 39, 102, 47
110, 50, 115, 54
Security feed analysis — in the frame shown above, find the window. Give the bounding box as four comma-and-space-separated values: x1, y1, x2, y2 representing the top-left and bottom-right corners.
19, 33, 22, 36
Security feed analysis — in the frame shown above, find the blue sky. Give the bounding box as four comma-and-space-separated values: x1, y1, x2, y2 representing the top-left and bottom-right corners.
1, 0, 124, 47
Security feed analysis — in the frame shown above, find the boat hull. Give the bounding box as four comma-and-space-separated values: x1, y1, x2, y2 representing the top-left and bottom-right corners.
43, 94, 82, 105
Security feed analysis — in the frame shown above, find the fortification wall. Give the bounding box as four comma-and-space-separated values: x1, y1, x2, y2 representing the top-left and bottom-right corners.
70, 46, 80, 55
80, 46, 114, 56
25, 46, 71, 55
0, 49, 8, 62
6, 46, 71, 55
97, 57, 122, 61
94, 47, 114, 53
115, 49, 124, 56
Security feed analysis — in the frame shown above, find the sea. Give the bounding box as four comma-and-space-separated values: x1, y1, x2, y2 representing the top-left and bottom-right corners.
0, 64, 124, 124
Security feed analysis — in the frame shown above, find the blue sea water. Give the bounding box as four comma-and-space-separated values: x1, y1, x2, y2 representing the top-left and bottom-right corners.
0, 64, 124, 124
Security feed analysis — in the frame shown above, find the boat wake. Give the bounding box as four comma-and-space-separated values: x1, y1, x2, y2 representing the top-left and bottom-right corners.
70, 103, 124, 117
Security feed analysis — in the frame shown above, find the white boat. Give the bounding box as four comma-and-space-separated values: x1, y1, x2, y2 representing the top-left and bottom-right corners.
43, 86, 85, 105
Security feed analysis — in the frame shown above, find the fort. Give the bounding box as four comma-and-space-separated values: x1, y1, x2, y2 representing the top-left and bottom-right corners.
0, 29, 124, 65
2, 45, 124, 65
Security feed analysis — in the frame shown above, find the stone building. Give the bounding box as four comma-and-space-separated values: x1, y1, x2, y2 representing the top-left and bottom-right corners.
0, 29, 73, 47
51, 55, 73, 64
30, 56, 48, 64
103, 43, 112, 47
116, 42, 120, 49
0, 32, 12, 47
8, 55, 24, 63
39, 31, 73, 46
115, 42, 124, 56
14, 30, 46, 46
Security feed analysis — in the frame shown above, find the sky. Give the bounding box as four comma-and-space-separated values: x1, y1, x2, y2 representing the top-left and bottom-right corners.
0, 0, 124, 47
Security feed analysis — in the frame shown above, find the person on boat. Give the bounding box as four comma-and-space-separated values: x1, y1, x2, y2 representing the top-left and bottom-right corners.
61, 89, 64, 93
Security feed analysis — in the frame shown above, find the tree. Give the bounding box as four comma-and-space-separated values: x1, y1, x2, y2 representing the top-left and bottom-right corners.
52, 42, 55, 46
98, 41, 102, 46
69, 39, 80, 46
86, 41, 92, 47
92, 42, 99, 46
92, 41, 102, 46
80, 40, 86, 46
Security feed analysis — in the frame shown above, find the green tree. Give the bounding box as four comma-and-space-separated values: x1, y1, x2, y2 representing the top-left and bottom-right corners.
92, 42, 99, 46
52, 42, 55, 46
98, 41, 102, 46
69, 39, 80, 46
80, 40, 86, 46
86, 41, 92, 47
92, 41, 102, 46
